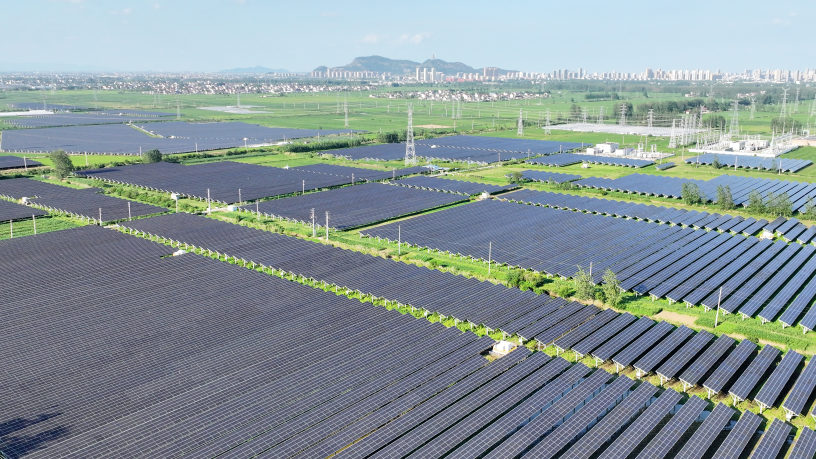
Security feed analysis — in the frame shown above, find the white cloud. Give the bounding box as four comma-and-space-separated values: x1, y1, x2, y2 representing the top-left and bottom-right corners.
362, 34, 383, 44
771, 17, 791, 26
398, 32, 432, 44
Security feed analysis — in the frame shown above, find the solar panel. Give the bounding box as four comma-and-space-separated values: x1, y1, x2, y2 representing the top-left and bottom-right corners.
590, 317, 655, 364
755, 351, 804, 410
634, 325, 694, 377
729, 344, 781, 402
635, 395, 708, 459
0, 155, 44, 169
560, 380, 658, 459
784, 358, 816, 418
0, 199, 47, 221
595, 389, 683, 459
612, 321, 674, 371
443, 362, 592, 459
571, 313, 637, 359
710, 410, 761, 459
392, 175, 516, 195
703, 339, 757, 396
524, 375, 635, 459
679, 334, 735, 390
480, 368, 613, 459
553, 309, 618, 352
673, 403, 735, 459
752, 419, 792, 459
789, 427, 816, 459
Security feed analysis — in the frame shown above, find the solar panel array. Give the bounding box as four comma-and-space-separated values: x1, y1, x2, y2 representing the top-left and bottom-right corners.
77, 161, 356, 203
729, 344, 781, 402
686, 153, 812, 173
674, 403, 735, 459
290, 163, 427, 181
526, 153, 654, 168
363, 198, 816, 329
784, 358, 816, 417
117, 213, 580, 338
520, 169, 583, 184
0, 198, 47, 221
752, 418, 793, 459
576, 172, 816, 213
245, 182, 466, 230
0, 178, 166, 223
9, 102, 89, 110
2, 123, 349, 155
710, 410, 762, 459
392, 175, 517, 195
755, 350, 804, 410
416, 135, 584, 154
2, 113, 166, 128
0, 155, 44, 170
655, 161, 676, 170
791, 427, 816, 459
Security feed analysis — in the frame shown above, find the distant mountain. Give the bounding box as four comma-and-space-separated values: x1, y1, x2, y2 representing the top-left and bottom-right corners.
314, 56, 514, 76
218, 66, 291, 74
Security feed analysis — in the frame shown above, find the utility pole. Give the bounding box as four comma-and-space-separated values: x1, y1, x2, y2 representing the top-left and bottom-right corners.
344, 96, 349, 128
750, 97, 756, 120
32, 214, 36, 234
715, 286, 722, 328
544, 109, 551, 135
128, 202, 131, 221
207, 188, 211, 214
256, 201, 260, 221
780, 87, 789, 118
311, 208, 316, 237
398, 225, 401, 255
405, 103, 416, 166
325, 211, 329, 240
488, 242, 492, 275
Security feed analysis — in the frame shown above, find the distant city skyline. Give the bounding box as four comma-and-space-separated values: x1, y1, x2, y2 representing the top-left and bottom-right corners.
2, 0, 812, 72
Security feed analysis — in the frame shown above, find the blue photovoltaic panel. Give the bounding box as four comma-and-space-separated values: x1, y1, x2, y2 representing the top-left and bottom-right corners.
634, 325, 694, 375
635, 396, 708, 459
591, 317, 655, 363
752, 418, 792, 459
789, 426, 816, 459
729, 344, 781, 402
679, 334, 735, 387
560, 381, 659, 459
595, 389, 683, 459
613, 321, 675, 368
755, 351, 804, 409
656, 330, 715, 381
784, 359, 816, 417
673, 403, 735, 459
703, 339, 757, 395
710, 410, 762, 459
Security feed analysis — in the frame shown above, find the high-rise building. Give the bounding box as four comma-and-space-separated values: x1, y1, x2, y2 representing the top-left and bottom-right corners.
483, 67, 498, 78
422, 68, 428, 82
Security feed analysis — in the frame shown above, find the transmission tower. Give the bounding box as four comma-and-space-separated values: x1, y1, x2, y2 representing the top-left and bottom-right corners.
581, 107, 588, 124
405, 103, 416, 166
795, 87, 801, 113
344, 97, 349, 128
597, 106, 604, 124
647, 109, 654, 135
517, 109, 524, 137
780, 87, 789, 118
750, 97, 756, 120
729, 100, 739, 137
176, 96, 180, 120
668, 118, 677, 148
544, 109, 551, 134
811, 94, 816, 118
618, 103, 626, 126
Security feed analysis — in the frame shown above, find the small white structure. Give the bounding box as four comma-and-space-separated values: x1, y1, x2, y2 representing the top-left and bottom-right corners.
492, 340, 517, 356
226, 205, 240, 212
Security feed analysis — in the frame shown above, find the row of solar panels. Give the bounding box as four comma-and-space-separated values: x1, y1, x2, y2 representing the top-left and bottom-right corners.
502, 189, 814, 243
548, 308, 816, 420
243, 182, 467, 230
655, 161, 675, 170
363, 199, 816, 330
576, 172, 816, 214
520, 169, 583, 184
526, 153, 655, 168
687, 153, 812, 173
390, 175, 518, 195
0, 198, 47, 222
0, 178, 166, 223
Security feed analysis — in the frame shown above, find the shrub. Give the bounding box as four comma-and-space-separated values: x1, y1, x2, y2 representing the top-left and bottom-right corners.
601, 269, 622, 307
681, 182, 703, 206
574, 267, 595, 301
506, 269, 523, 288
143, 149, 163, 163
554, 284, 575, 299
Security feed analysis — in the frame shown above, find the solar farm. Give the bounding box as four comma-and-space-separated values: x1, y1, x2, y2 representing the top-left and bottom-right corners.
6, 89, 816, 459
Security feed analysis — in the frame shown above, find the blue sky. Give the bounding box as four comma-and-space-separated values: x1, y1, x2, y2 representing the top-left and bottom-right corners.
2, 0, 812, 72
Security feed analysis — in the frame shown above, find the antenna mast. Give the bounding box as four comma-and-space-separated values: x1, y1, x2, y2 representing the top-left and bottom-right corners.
405, 103, 416, 166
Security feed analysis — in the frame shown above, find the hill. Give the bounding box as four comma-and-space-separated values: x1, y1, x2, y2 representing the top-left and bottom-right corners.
313, 56, 514, 76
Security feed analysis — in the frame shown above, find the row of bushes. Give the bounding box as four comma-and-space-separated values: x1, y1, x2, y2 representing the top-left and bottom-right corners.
280, 138, 364, 153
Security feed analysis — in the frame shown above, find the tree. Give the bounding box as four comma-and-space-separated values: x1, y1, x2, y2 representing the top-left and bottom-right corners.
747, 189, 765, 214
507, 171, 525, 184
376, 131, 400, 143
767, 191, 792, 217
574, 266, 595, 301
143, 149, 163, 163
711, 154, 721, 169
506, 269, 523, 288
803, 196, 816, 221
49, 149, 74, 178
681, 182, 703, 206
602, 269, 623, 307
769, 158, 778, 172
716, 185, 734, 211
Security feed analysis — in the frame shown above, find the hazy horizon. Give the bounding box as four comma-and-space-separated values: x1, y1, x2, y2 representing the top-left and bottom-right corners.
3, 0, 812, 73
